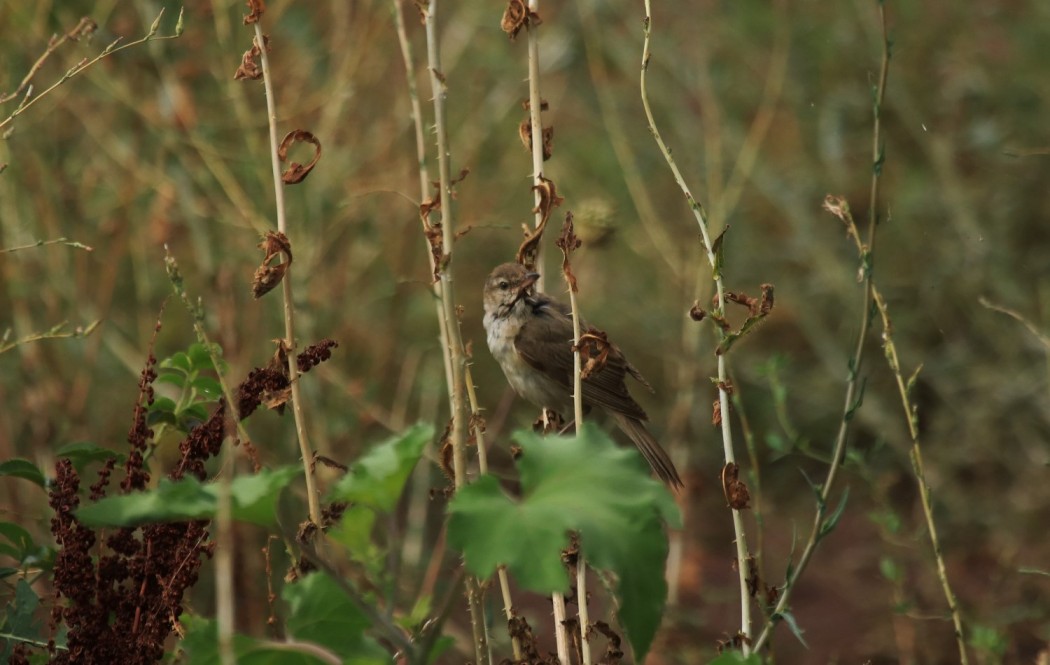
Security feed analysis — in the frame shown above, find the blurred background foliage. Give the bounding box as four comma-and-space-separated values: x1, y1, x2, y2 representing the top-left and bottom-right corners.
1, 0, 1048, 662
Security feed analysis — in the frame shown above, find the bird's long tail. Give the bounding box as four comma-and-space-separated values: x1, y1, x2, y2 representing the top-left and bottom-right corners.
610, 411, 683, 489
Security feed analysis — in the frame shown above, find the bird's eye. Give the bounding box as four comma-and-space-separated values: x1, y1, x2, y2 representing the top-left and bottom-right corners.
498, 280, 509, 290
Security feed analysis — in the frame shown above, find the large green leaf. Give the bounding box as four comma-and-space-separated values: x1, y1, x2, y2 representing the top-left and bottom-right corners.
75, 467, 300, 528
179, 615, 331, 665
327, 423, 433, 512
447, 424, 680, 661
283, 572, 387, 664
0, 459, 46, 489
0, 579, 42, 662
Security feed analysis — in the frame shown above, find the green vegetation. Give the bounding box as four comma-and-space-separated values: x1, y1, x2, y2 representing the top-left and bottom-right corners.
1, 0, 1048, 663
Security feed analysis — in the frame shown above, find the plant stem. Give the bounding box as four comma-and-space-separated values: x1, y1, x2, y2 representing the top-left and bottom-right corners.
640, 0, 752, 646
391, 0, 456, 413
873, 288, 970, 664
420, 2, 491, 662
577, 557, 592, 665
253, 23, 323, 529
526, 0, 547, 291
750, 2, 891, 653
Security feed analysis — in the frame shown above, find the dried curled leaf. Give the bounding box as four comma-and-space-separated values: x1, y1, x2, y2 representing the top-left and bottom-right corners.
419, 193, 445, 283
715, 283, 776, 356
243, 0, 266, 24
518, 118, 554, 161
721, 462, 751, 510
501, 0, 540, 40
556, 212, 582, 293
234, 35, 268, 81
575, 329, 611, 381
251, 231, 292, 298
516, 176, 563, 270
437, 419, 455, 482
278, 130, 322, 184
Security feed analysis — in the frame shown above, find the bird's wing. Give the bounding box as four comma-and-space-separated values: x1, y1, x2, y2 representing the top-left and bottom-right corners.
515, 295, 648, 421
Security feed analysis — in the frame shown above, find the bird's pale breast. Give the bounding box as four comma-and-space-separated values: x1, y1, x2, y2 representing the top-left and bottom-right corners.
484, 310, 570, 412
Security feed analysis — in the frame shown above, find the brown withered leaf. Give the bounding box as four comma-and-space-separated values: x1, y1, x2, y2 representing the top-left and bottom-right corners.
576, 329, 611, 381
278, 130, 322, 184
419, 192, 445, 283
501, 0, 541, 40
745, 555, 760, 598
712, 399, 722, 427
437, 419, 455, 482
518, 117, 554, 160
522, 99, 550, 112
262, 386, 291, 412
234, 35, 268, 81
759, 283, 775, 315
516, 176, 563, 270
252, 231, 292, 298
532, 408, 564, 436
312, 454, 348, 473
556, 212, 582, 293
720, 462, 751, 510
725, 290, 760, 316
243, 0, 266, 24
593, 621, 625, 665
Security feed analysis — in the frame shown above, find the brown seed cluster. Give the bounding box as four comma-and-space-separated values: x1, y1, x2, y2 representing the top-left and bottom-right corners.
42, 334, 338, 662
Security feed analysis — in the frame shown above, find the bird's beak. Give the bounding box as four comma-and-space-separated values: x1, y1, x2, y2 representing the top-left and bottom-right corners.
510, 271, 540, 307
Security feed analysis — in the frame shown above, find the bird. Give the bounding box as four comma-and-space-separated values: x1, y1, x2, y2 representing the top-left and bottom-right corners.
482, 262, 683, 488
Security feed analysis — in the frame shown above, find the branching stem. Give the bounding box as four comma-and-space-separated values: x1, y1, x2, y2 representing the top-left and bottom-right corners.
639, 0, 752, 645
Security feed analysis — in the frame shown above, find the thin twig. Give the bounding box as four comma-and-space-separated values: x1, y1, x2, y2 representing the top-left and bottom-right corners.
420, 1, 491, 662
0, 237, 93, 254
391, 0, 457, 411
873, 288, 969, 664
750, 2, 891, 653
0, 320, 100, 355
0, 9, 183, 132
639, 0, 752, 645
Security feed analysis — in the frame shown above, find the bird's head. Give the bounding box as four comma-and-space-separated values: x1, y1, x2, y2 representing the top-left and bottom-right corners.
483, 262, 540, 319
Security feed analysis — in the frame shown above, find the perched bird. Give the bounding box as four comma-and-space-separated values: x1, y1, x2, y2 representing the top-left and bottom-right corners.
482, 262, 683, 488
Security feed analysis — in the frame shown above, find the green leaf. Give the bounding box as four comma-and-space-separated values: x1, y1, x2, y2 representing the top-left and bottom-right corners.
819, 487, 850, 539
227, 467, 301, 526
0, 522, 35, 561
161, 351, 192, 373
447, 424, 680, 661
0, 459, 46, 489
775, 610, 808, 648
75, 467, 300, 528
0, 579, 43, 662
188, 342, 220, 372
283, 572, 386, 662
149, 396, 178, 415
327, 508, 383, 574
156, 371, 187, 389
191, 376, 224, 400
179, 614, 332, 665
327, 424, 433, 512
56, 442, 125, 472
